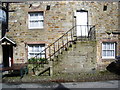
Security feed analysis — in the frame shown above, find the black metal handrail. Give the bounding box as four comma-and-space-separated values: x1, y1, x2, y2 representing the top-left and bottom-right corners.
31, 25, 96, 71
34, 26, 76, 60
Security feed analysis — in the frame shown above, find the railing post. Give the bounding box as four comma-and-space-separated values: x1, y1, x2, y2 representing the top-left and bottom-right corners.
62, 37, 64, 51
49, 60, 53, 76
74, 25, 77, 41
58, 40, 60, 54
92, 26, 94, 40
74, 17, 77, 37
88, 25, 90, 40
75, 25, 77, 40
71, 29, 73, 41
94, 26, 96, 40
67, 33, 69, 48
80, 25, 82, 40
89, 25, 91, 40
49, 46, 51, 61
54, 43, 55, 57
40, 52, 42, 59
45, 49, 47, 59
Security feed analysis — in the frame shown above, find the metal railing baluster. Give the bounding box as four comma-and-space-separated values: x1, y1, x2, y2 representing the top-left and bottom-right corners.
31, 25, 95, 75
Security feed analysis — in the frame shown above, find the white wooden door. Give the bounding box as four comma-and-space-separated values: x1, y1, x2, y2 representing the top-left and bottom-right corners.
76, 11, 88, 36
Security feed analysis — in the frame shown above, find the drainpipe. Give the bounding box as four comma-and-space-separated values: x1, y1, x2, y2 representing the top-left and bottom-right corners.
6, 2, 9, 33
2, 2, 9, 37
0, 3, 2, 39
0, 2, 2, 67
117, 1, 120, 55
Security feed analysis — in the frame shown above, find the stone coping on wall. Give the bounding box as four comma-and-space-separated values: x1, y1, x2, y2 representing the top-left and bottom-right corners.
26, 41, 48, 44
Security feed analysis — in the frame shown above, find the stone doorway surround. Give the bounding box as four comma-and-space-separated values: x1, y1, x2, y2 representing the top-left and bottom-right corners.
0, 36, 16, 67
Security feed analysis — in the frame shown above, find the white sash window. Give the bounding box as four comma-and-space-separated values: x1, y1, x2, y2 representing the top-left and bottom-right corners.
102, 42, 116, 59
28, 44, 45, 59
28, 12, 44, 29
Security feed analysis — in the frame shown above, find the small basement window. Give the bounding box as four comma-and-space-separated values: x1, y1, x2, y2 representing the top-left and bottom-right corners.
102, 42, 116, 59
28, 12, 44, 29
28, 44, 45, 59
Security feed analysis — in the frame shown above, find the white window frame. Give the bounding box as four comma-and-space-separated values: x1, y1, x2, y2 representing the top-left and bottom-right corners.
28, 12, 44, 29
102, 42, 116, 59
28, 44, 45, 59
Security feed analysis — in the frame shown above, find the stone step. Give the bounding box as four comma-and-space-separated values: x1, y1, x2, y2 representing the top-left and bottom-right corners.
53, 40, 97, 73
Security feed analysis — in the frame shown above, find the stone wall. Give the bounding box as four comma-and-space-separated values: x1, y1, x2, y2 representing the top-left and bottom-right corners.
6, 1, 119, 66
54, 41, 97, 74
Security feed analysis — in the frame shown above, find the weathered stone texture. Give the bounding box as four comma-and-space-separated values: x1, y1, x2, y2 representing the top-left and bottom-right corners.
6, 1, 119, 65
54, 41, 97, 73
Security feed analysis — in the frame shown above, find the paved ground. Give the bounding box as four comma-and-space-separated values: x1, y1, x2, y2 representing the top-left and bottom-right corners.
1, 80, 119, 89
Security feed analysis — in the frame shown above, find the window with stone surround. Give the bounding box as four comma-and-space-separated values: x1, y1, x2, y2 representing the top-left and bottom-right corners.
28, 12, 44, 29
102, 42, 116, 59
28, 44, 45, 59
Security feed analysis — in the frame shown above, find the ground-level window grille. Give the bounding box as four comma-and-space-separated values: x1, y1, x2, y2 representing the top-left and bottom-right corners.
102, 42, 116, 59
28, 44, 45, 59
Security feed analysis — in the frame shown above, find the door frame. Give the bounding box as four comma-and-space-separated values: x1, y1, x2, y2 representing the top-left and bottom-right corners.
76, 10, 88, 25
1, 37, 16, 67
2, 45, 13, 67
75, 9, 89, 37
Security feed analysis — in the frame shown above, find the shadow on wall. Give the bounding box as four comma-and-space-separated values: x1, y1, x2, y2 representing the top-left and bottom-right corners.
54, 83, 70, 90
106, 56, 120, 75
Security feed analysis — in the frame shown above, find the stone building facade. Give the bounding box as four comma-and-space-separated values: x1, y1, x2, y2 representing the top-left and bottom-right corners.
1, 1, 120, 70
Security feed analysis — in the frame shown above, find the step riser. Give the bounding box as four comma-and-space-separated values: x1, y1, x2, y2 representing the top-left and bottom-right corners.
34, 41, 97, 75
54, 41, 97, 73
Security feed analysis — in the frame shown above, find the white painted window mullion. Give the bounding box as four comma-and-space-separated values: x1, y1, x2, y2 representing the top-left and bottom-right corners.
102, 42, 116, 59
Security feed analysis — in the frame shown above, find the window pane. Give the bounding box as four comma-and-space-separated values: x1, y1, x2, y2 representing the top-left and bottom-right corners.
106, 50, 108, 56
28, 44, 45, 59
106, 43, 109, 50
34, 45, 39, 52
112, 50, 114, 56
34, 53, 40, 58
41, 46, 45, 53
108, 43, 110, 50
102, 42, 116, 58
28, 46, 32, 52
39, 15, 44, 20
29, 53, 34, 58
34, 21, 38, 27
29, 12, 44, 29
38, 21, 43, 28
41, 54, 45, 58
102, 44, 105, 50
110, 51, 112, 56
102, 50, 106, 56
112, 43, 114, 49
108, 50, 111, 56
30, 21, 33, 27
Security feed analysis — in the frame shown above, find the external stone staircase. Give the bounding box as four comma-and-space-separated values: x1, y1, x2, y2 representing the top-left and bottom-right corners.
31, 25, 96, 76
53, 41, 97, 75
33, 40, 97, 76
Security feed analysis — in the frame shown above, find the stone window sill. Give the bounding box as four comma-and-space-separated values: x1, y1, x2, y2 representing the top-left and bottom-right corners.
102, 59, 115, 62
28, 28, 44, 30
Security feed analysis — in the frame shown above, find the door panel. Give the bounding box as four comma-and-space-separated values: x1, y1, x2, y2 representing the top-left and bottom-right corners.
76, 11, 88, 36
3, 45, 13, 67
3, 45, 9, 67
